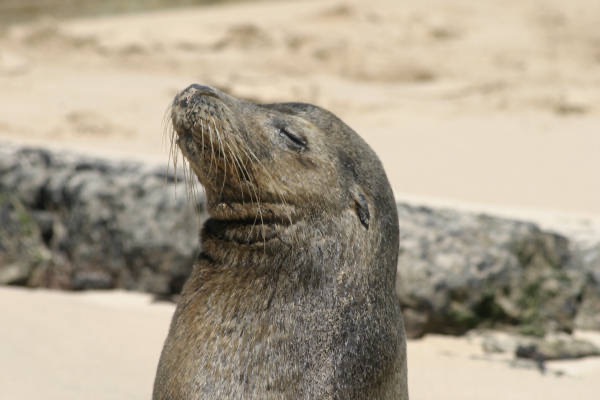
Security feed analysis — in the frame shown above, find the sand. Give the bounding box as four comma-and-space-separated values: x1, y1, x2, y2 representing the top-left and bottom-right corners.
1, 0, 600, 398
0, 288, 173, 400
2, 286, 600, 400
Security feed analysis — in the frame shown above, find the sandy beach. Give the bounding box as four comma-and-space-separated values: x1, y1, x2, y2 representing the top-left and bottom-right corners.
1, 0, 600, 398
2, 287, 600, 400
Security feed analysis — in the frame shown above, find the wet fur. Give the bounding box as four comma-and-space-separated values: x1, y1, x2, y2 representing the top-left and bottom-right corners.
153, 85, 408, 400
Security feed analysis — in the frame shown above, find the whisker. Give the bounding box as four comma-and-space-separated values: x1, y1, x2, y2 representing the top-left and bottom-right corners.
223, 132, 247, 204
211, 117, 228, 199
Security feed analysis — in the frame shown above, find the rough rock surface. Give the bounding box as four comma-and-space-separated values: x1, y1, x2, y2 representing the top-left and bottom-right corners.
477, 330, 600, 361
0, 145, 200, 294
574, 244, 600, 330
396, 204, 588, 337
470, 330, 600, 374
1, 146, 599, 337
0, 194, 51, 285
515, 335, 600, 361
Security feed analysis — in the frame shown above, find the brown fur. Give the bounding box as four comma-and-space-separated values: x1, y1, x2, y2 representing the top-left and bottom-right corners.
152, 84, 408, 399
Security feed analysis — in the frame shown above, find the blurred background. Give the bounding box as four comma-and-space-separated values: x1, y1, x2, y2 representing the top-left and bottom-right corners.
1, 0, 599, 216
1, 0, 599, 399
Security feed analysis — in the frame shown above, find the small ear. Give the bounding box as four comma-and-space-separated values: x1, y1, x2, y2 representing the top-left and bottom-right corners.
352, 189, 370, 230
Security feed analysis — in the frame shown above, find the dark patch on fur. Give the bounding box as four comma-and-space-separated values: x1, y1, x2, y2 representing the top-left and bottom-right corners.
355, 193, 370, 230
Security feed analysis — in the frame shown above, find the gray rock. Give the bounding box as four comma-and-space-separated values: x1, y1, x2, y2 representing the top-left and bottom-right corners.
515, 333, 600, 361
574, 244, 600, 330
479, 331, 527, 354
2, 145, 600, 337
477, 330, 600, 360
396, 204, 584, 337
0, 263, 31, 285
0, 145, 201, 294
0, 193, 51, 285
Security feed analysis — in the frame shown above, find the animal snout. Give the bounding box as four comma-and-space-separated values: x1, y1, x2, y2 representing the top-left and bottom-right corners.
174, 84, 220, 107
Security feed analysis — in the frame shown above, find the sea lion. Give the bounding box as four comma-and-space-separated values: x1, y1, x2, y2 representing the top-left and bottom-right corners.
153, 84, 408, 400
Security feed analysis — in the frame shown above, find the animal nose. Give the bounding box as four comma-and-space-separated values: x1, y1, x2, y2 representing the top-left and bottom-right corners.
174, 84, 220, 108
184, 84, 218, 96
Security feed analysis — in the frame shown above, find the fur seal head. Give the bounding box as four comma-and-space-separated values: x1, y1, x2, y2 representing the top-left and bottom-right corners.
170, 84, 397, 249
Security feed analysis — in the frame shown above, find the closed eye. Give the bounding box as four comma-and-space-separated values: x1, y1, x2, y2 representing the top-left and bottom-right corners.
279, 127, 307, 149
